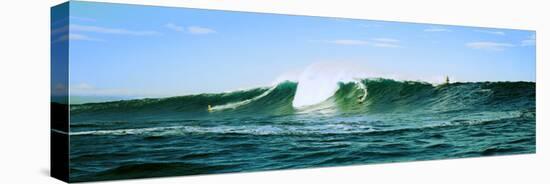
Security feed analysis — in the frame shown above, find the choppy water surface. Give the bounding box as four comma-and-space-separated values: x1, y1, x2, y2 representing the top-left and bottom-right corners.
69, 79, 535, 182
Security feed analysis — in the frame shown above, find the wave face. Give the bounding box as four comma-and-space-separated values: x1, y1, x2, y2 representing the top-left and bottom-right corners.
70, 81, 298, 122
70, 79, 535, 120
333, 79, 536, 113
69, 78, 535, 182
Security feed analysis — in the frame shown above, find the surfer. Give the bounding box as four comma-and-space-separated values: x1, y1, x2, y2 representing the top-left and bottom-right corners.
445, 76, 450, 85
356, 82, 367, 104
207, 104, 213, 112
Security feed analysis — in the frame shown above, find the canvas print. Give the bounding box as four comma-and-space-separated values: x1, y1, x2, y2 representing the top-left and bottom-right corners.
51, 1, 536, 182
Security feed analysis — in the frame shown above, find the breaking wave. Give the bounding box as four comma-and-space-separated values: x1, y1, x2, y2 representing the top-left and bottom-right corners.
70, 78, 535, 122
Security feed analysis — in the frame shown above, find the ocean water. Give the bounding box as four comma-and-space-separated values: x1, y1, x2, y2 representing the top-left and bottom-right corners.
68, 79, 535, 182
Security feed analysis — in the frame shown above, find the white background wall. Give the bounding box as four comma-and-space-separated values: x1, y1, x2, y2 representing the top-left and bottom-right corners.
0, 0, 547, 183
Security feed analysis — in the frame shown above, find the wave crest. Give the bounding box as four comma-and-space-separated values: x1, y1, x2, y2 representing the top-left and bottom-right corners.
70, 79, 535, 122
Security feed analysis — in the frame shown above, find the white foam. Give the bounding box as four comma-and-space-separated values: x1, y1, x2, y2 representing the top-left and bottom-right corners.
70, 124, 375, 136
210, 85, 277, 111
292, 62, 371, 108
69, 126, 184, 136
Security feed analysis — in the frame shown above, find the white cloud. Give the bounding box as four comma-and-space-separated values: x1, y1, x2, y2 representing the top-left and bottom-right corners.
51, 25, 69, 35
424, 28, 451, 32
326, 39, 400, 48
466, 41, 514, 51
70, 83, 131, 96
67, 33, 103, 41
521, 34, 536, 46
53, 33, 103, 43
165, 23, 216, 35
475, 30, 506, 36
329, 39, 370, 45
164, 23, 186, 32
371, 42, 400, 48
359, 24, 383, 28
187, 26, 216, 35
328, 18, 353, 23
73, 83, 95, 90
70, 24, 160, 36
372, 38, 399, 43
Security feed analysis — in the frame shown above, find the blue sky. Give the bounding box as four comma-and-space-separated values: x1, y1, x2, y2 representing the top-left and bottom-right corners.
53, 1, 536, 97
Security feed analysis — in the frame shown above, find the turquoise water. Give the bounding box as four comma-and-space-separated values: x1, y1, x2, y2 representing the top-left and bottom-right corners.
68, 79, 535, 182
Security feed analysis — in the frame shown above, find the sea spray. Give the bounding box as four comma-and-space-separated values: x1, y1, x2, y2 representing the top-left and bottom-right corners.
291, 62, 372, 108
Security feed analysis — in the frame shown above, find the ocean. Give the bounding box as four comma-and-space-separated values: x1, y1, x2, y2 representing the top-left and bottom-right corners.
68, 78, 536, 182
